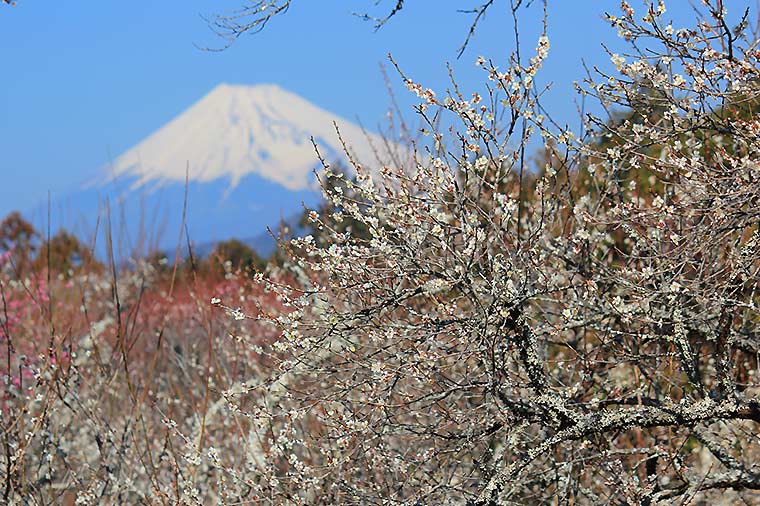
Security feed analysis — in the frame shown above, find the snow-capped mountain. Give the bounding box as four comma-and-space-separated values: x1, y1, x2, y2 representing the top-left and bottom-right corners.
58, 83, 393, 258
102, 83, 385, 192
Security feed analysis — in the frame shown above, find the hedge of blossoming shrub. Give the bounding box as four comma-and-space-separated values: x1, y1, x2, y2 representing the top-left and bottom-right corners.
0, 253, 292, 504
2, 1, 760, 504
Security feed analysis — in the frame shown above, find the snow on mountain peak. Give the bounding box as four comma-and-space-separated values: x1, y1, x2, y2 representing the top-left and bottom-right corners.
103, 83, 384, 191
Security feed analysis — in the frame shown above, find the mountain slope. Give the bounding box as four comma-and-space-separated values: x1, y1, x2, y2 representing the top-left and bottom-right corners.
55, 83, 396, 257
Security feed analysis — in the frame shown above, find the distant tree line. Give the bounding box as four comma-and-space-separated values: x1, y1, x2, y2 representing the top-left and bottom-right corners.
0, 211, 269, 279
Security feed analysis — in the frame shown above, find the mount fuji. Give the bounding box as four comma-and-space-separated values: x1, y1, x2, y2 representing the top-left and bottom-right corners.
55, 83, 393, 258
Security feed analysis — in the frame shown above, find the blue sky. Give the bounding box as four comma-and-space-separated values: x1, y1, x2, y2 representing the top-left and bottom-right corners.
0, 1, 752, 219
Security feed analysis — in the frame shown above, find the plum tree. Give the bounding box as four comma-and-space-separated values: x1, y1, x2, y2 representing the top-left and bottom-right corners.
208, 1, 760, 503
